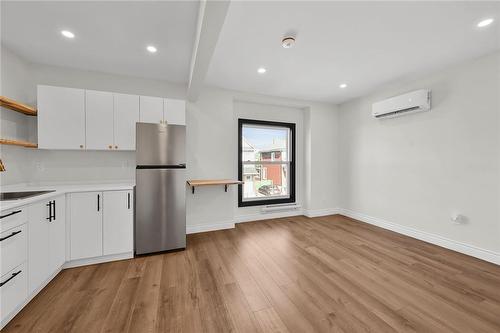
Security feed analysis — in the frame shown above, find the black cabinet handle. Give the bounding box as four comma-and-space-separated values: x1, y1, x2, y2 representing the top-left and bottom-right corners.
0, 210, 22, 219
52, 201, 56, 221
127, 193, 130, 209
46, 202, 52, 221
0, 270, 21, 288
97, 194, 100, 211
0, 230, 22, 242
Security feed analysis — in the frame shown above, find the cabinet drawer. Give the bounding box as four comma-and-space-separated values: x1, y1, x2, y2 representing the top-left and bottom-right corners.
0, 207, 27, 233
0, 224, 27, 276
0, 263, 28, 324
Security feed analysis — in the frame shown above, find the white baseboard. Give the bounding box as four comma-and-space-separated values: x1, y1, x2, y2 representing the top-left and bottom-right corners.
304, 208, 340, 218
338, 208, 500, 266
63, 252, 133, 269
186, 221, 235, 234
188, 208, 338, 232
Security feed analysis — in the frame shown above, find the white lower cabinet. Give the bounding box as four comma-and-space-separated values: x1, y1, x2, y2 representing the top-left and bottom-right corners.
1, 188, 134, 329
70, 190, 133, 260
28, 195, 65, 294
28, 201, 50, 294
70, 192, 103, 260
49, 197, 66, 274
103, 190, 133, 255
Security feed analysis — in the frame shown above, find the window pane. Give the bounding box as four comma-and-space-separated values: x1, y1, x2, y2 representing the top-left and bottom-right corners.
242, 125, 289, 162
243, 163, 289, 200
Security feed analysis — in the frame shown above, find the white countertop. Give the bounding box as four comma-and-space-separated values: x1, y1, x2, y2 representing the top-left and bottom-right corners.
0, 182, 134, 211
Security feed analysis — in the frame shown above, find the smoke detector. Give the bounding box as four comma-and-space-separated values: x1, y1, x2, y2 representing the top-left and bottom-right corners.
281, 36, 296, 48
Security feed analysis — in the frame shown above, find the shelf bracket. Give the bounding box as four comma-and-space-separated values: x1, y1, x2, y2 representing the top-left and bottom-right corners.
224, 184, 228, 192
192, 187, 195, 194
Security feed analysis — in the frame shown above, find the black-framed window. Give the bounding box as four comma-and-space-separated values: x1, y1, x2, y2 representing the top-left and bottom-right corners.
238, 118, 296, 207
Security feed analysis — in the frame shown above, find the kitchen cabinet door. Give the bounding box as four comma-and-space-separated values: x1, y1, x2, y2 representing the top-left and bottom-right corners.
28, 201, 50, 294
139, 96, 163, 124
164, 98, 186, 125
48, 196, 66, 274
103, 191, 133, 255
70, 192, 103, 260
37, 85, 86, 150
86, 90, 114, 150
114, 93, 139, 150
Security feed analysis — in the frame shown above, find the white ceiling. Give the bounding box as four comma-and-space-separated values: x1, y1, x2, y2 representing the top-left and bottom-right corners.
1, 1, 199, 83
206, 1, 500, 103
2, 1, 500, 104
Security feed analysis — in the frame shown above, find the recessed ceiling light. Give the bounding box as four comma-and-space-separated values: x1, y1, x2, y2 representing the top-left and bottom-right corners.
339, 83, 347, 89
257, 67, 267, 74
61, 30, 75, 39
147, 46, 157, 53
477, 18, 494, 28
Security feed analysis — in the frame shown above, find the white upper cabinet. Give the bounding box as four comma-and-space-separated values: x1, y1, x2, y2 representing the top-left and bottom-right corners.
37, 85, 185, 150
86, 90, 114, 150
37, 85, 85, 150
114, 93, 139, 150
164, 98, 186, 125
139, 96, 163, 124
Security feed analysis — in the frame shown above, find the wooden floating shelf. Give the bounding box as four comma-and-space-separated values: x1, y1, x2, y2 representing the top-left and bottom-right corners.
0, 96, 37, 116
187, 179, 244, 194
0, 139, 38, 148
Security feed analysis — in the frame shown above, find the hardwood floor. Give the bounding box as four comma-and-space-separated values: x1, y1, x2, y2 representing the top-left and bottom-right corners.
4, 215, 500, 332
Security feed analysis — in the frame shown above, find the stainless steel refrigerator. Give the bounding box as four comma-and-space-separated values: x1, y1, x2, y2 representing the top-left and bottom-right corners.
135, 122, 186, 255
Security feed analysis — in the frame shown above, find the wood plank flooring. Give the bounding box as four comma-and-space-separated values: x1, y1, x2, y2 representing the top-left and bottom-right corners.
4, 215, 500, 333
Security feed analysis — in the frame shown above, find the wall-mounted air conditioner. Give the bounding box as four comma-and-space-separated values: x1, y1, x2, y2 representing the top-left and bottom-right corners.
372, 89, 431, 119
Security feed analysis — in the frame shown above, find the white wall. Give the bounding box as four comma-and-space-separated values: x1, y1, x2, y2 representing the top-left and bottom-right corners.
0, 45, 186, 186
338, 51, 500, 253
0, 47, 33, 184
186, 86, 339, 231
1, 46, 339, 229
305, 104, 339, 214
3, 42, 497, 262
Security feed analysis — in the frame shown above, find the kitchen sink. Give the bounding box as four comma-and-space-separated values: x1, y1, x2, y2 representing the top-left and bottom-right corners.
0, 190, 55, 201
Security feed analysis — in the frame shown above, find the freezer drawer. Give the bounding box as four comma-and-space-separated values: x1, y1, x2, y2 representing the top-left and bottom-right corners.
135, 168, 186, 254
